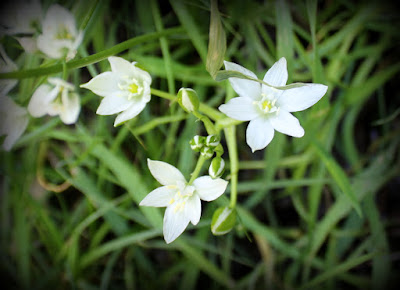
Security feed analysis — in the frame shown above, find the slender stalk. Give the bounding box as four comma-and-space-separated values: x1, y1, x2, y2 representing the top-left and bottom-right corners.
224, 126, 239, 208
188, 155, 206, 185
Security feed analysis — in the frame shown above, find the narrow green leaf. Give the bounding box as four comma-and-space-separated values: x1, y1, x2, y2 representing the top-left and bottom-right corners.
206, 0, 226, 78
311, 140, 362, 216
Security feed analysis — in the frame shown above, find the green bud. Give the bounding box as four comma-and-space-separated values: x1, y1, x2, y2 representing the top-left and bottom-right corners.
206, 134, 220, 148
200, 146, 214, 159
177, 88, 199, 113
211, 206, 236, 236
209, 157, 225, 179
189, 135, 205, 152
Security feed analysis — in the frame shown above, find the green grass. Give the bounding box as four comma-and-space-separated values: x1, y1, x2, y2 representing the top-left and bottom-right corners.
1, 0, 399, 289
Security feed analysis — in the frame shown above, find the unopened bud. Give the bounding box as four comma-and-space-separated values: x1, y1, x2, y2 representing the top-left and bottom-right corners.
211, 206, 236, 235
206, 135, 220, 148
209, 157, 225, 178
189, 135, 205, 151
177, 88, 199, 113
200, 146, 214, 159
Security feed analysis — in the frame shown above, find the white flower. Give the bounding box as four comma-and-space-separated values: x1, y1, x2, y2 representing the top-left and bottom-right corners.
0, 46, 18, 95
80, 56, 152, 127
0, 95, 29, 151
0, 0, 42, 36
219, 58, 328, 152
37, 4, 83, 60
140, 159, 228, 244
28, 78, 80, 124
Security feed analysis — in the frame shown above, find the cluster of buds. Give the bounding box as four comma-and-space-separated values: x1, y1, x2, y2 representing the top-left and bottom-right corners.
189, 134, 225, 179
189, 134, 220, 158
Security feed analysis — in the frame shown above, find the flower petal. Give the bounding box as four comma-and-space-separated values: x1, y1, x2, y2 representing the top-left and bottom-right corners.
147, 159, 186, 186
184, 195, 201, 225
96, 95, 132, 115
269, 110, 304, 137
246, 117, 275, 152
80, 72, 122, 98
278, 84, 328, 112
139, 186, 177, 207
108, 56, 136, 75
163, 206, 190, 244
0, 96, 28, 151
218, 97, 259, 121
28, 84, 57, 117
59, 92, 80, 124
224, 61, 261, 100
263, 57, 288, 87
193, 176, 228, 201
113, 100, 147, 126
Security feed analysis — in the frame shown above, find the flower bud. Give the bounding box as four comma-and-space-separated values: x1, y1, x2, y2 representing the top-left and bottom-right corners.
189, 135, 205, 152
209, 157, 225, 179
206, 134, 220, 148
177, 88, 199, 113
211, 206, 236, 235
200, 146, 214, 159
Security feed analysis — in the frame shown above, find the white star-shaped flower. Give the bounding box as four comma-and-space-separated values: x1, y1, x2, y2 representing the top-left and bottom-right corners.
37, 4, 83, 60
0, 95, 29, 151
80, 56, 152, 126
140, 159, 228, 244
219, 58, 328, 152
28, 78, 80, 125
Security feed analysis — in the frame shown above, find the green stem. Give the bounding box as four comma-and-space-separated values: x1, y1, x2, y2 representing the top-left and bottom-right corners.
193, 111, 217, 136
188, 155, 206, 185
0, 27, 184, 79
224, 126, 239, 208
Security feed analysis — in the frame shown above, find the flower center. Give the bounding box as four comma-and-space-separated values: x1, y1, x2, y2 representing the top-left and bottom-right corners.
168, 183, 195, 213
56, 25, 73, 40
118, 77, 143, 100
255, 93, 279, 115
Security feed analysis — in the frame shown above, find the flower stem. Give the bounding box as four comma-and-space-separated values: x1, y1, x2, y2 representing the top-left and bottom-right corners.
224, 125, 239, 208
0, 27, 185, 79
188, 154, 206, 185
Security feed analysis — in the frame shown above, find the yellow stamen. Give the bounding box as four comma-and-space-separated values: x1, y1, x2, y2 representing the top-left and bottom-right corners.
128, 83, 138, 94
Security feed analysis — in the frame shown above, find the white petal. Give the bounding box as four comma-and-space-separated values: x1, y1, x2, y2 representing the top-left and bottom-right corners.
28, 84, 57, 117
246, 117, 275, 152
108, 56, 136, 75
96, 95, 132, 115
184, 195, 201, 225
193, 176, 228, 201
163, 206, 190, 244
80, 72, 122, 97
139, 186, 177, 207
263, 57, 288, 87
113, 100, 147, 126
269, 111, 304, 137
16, 37, 38, 53
0, 96, 28, 151
224, 61, 261, 100
218, 97, 259, 121
59, 92, 80, 124
147, 159, 186, 186
278, 84, 328, 112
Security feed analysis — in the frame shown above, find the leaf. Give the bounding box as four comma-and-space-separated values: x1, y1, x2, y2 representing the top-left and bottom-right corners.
311, 140, 362, 216
206, 0, 226, 79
